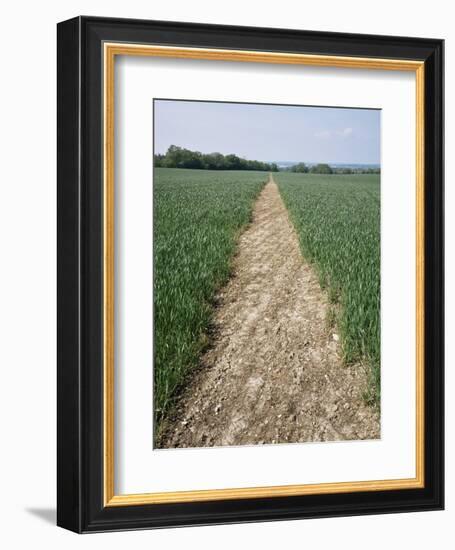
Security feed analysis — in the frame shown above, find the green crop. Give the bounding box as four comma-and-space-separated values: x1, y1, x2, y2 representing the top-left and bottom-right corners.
154, 168, 267, 427
275, 173, 380, 404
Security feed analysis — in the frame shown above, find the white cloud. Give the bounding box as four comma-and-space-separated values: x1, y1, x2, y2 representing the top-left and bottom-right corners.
339, 127, 353, 137
314, 127, 353, 139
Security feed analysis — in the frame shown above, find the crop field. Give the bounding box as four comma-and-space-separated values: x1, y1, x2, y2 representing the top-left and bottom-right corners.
154, 168, 267, 424
275, 172, 380, 403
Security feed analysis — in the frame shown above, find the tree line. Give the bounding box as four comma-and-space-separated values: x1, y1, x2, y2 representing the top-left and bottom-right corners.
287, 162, 380, 175
155, 146, 380, 175
155, 145, 279, 172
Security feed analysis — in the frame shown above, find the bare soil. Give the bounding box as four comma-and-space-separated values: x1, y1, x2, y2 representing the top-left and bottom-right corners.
157, 176, 380, 448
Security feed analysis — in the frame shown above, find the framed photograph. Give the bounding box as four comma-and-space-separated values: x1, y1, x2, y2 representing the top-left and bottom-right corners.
57, 16, 444, 533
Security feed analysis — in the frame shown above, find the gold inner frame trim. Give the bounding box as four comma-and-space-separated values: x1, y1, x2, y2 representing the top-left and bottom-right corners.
103, 42, 425, 507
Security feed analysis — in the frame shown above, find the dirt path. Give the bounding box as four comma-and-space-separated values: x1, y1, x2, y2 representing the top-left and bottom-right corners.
158, 175, 380, 448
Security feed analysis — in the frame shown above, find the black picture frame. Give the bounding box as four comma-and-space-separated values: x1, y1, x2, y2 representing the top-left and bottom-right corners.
57, 16, 444, 533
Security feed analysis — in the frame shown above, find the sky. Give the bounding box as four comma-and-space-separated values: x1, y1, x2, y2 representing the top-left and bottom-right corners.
154, 99, 381, 165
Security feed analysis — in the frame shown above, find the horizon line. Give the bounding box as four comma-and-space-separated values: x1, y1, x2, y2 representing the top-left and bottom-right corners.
154, 146, 380, 166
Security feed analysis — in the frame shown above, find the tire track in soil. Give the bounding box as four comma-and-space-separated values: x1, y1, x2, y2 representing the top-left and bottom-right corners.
157, 175, 380, 448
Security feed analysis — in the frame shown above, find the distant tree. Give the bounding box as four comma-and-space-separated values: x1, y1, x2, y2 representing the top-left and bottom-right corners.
336, 167, 353, 175
162, 145, 185, 168
331, 166, 380, 175
155, 145, 275, 172
224, 154, 242, 170
310, 163, 333, 174
290, 162, 308, 173
154, 154, 164, 167
204, 152, 225, 170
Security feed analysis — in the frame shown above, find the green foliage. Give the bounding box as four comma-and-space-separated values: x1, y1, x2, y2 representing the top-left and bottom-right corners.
290, 162, 309, 173
276, 172, 381, 403
154, 145, 278, 172
284, 164, 380, 175
154, 168, 267, 425
333, 167, 381, 175
309, 163, 333, 174
269, 162, 279, 172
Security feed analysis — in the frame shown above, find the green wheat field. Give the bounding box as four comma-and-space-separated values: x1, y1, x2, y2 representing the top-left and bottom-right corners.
154, 167, 380, 428
154, 168, 267, 421
276, 172, 380, 404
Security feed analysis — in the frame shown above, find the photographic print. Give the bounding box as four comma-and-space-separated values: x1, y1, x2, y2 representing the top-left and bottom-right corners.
153, 99, 381, 449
